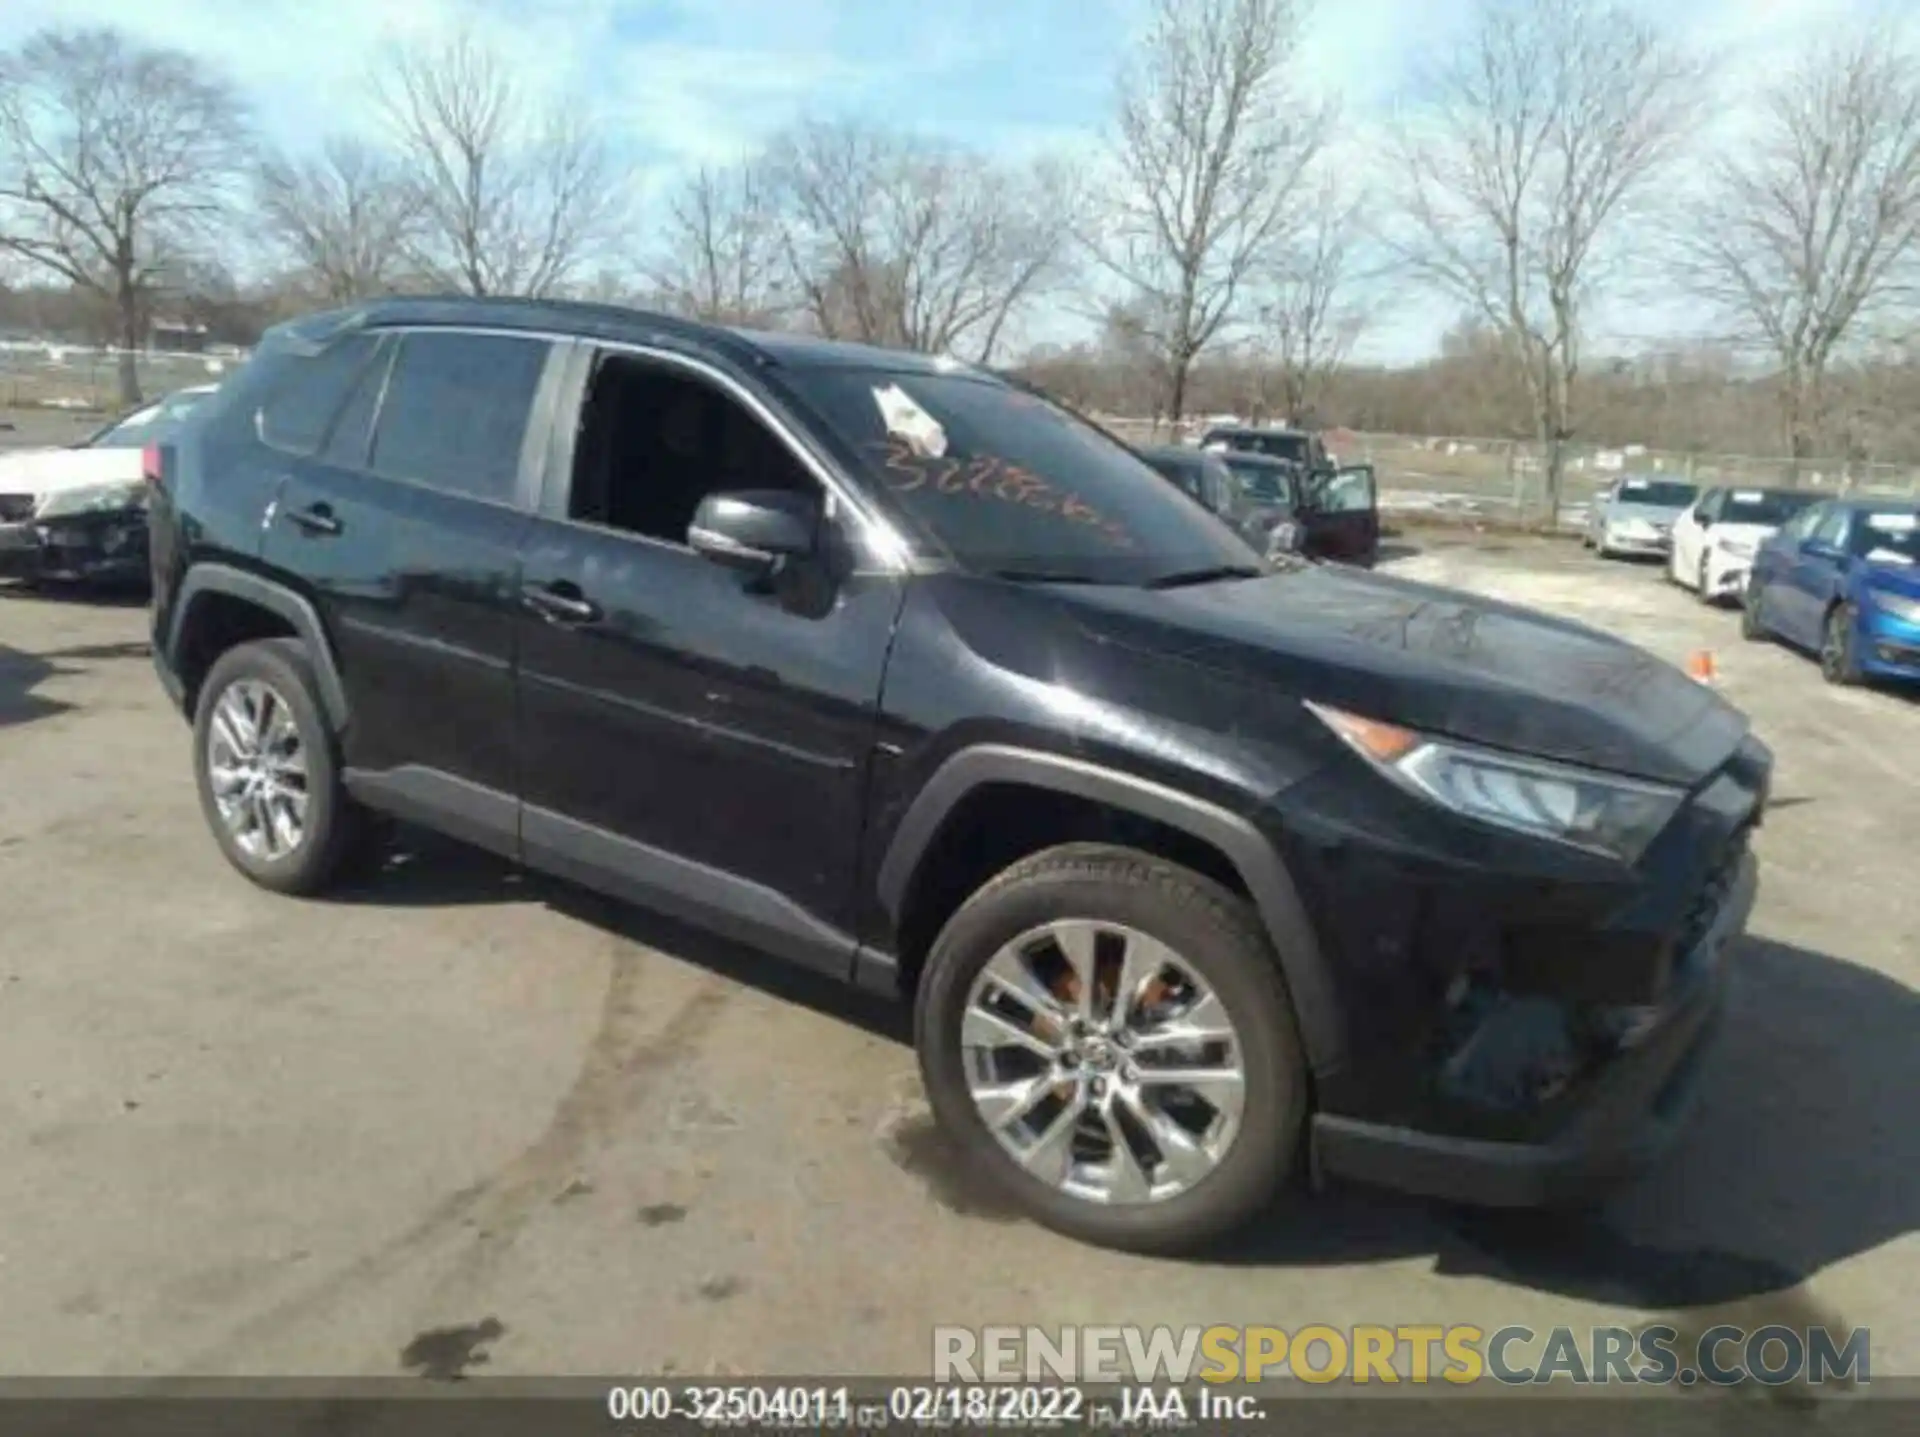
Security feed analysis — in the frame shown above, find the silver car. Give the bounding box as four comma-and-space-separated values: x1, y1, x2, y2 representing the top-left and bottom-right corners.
1585, 475, 1698, 558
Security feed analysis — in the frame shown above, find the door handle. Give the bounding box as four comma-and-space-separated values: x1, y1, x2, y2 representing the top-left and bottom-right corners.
287, 502, 342, 536
523, 583, 602, 625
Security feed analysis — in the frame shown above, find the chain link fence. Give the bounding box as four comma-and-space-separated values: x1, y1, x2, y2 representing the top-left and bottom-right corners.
0, 342, 240, 413
1100, 417, 1920, 530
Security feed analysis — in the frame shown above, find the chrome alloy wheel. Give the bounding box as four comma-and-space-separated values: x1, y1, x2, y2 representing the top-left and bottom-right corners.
206, 679, 310, 860
960, 920, 1247, 1205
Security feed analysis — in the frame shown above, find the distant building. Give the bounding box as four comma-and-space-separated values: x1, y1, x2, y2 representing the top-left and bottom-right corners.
150, 319, 210, 354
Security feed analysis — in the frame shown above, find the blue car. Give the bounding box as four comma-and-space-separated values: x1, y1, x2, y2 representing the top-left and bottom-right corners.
1742, 497, 1920, 684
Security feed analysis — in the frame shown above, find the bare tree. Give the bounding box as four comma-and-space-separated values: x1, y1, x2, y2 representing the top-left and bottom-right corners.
769, 118, 1079, 361
1687, 29, 1920, 465
1089, 0, 1329, 424
371, 30, 623, 298
651, 161, 789, 326
257, 136, 420, 303
1392, 0, 1698, 518
1261, 172, 1372, 422
0, 26, 251, 403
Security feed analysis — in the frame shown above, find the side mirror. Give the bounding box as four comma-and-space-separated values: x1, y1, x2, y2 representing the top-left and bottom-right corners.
688, 489, 817, 573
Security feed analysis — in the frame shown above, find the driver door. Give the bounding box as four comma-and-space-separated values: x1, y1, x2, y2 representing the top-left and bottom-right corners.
1299, 465, 1380, 566
511, 343, 906, 978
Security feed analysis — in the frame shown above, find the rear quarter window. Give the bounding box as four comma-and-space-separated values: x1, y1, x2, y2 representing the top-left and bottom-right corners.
257, 334, 383, 455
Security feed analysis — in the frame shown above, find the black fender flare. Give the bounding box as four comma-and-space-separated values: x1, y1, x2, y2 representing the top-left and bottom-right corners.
877, 744, 1343, 1078
166, 563, 350, 730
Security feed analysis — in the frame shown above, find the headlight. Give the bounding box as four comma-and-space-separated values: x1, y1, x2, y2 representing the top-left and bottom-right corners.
1714, 535, 1755, 559
34, 480, 147, 520
1870, 590, 1920, 625
1307, 702, 1685, 863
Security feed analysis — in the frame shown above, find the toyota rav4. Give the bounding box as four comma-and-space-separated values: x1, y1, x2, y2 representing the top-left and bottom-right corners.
148, 299, 1766, 1253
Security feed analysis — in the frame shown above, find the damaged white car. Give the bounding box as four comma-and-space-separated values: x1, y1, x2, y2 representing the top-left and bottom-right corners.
1667, 485, 1821, 604
0, 385, 218, 587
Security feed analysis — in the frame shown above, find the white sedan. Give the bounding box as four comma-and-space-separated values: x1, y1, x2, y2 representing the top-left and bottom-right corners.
1666, 485, 1822, 604
0, 385, 218, 585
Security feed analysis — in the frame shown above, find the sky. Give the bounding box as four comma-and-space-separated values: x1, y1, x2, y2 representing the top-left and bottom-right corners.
1, 0, 1910, 362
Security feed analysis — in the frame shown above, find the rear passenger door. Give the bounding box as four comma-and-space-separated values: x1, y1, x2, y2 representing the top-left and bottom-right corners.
259, 326, 564, 855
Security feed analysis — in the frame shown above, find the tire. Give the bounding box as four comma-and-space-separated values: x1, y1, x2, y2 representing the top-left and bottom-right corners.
1695, 553, 1716, 605
1820, 603, 1863, 687
1740, 580, 1769, 642
914, 843, 1307, 1255
192, 637, 366, 895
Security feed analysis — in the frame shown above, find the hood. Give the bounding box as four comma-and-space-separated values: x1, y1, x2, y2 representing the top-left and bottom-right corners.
0, 445, 141, 501
1703, 521, 1777, 547
1052, 564, 1748, 786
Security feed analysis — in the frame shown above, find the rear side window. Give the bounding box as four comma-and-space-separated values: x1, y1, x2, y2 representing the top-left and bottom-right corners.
258, 335, 382, 455
319, 338, 395, 469
368, 331, 549, 504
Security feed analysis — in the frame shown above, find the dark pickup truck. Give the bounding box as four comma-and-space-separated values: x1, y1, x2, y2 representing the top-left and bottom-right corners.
147, 298, 1763, 1253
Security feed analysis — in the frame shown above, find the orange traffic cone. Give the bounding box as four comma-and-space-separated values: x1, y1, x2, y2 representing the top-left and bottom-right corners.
1685, 650, 1718, 684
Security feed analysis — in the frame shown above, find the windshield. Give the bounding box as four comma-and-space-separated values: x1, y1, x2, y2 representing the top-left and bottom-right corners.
1848, 508, 1920, 564
1721, 489, 1817, 526
784, 366, 1260, 584
1222, 457, 1296, 509
84, 389, 213, 448
1615, 478, 1696, 508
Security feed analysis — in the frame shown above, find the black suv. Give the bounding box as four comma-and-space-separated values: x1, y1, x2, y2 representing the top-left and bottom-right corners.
149, 299, 1766, 1253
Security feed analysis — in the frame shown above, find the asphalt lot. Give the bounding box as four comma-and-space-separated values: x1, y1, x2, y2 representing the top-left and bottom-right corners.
0, 535, 1914, 1383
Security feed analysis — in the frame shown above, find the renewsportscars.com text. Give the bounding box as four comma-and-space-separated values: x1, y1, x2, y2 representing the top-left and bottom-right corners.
933, 1323, 1871, 1387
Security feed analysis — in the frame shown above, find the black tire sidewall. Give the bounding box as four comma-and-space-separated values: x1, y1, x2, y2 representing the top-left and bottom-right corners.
192, 639, 350, 893
1741, 582, 1766, 639
1823, 604, 1860, 685
915, 849, 1306, 1254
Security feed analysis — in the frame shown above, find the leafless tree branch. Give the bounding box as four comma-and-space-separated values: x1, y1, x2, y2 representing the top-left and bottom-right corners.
1684, 25, 1920, 463
0, 25, 251, 402
257, 135, 421, 303
1390, 0, 1699, 516
1087, 0, 1330, 423
765, 117, 1080, 362
370, 29, 623, 299
1260, 170, 1373, 422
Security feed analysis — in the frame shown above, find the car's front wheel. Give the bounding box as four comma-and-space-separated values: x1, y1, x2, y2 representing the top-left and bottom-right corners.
1740, 580, 1770, 641
1696, 552, 1715, 604
915, 844, 1306, 1254
192, 638, 365, 895
1821, 603, 1864, 686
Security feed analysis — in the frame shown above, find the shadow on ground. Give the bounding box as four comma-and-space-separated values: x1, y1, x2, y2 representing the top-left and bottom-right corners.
335, 836, 1914, 1316
0, 642, 72, 730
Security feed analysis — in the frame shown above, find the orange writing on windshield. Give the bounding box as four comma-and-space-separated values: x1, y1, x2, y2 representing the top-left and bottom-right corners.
872, 437, 1138, 550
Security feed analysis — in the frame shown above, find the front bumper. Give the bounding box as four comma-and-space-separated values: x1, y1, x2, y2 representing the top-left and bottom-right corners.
1859, 605, 1920, 679
1701, 550, 1755, 600
1600, 527, 1671, 555
1313, 850, 1754, 1206
0, 509, 149, 585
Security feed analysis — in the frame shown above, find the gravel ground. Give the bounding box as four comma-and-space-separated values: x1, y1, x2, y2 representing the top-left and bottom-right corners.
0, 537, 1912, 1384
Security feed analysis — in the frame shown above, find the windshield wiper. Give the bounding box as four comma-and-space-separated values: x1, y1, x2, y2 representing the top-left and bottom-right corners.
1143, 564, 1265, 590
992, 568, 1110, 586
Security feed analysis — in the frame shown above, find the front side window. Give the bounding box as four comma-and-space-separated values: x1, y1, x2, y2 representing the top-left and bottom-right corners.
368, 331, 550, 504
1811, 508, 1851, 549
783, 366, 1258, 584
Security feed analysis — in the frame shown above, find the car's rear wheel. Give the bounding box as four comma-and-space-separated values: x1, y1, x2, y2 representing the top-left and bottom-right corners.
193, 638, 365, 895
1821, 603, 1863, 686
915, 844, 1306, 1254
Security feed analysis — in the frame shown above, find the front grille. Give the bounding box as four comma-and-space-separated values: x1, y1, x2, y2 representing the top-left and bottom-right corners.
0, 494, 34, 523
